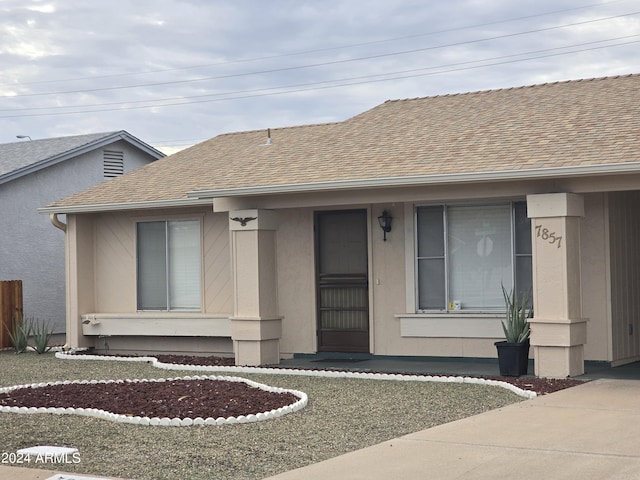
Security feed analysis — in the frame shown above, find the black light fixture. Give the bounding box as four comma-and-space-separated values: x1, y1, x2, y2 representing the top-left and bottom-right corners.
377, 210, 393, 241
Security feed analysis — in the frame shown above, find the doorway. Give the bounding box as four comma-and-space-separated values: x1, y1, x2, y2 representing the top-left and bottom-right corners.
315, 210, 369, 352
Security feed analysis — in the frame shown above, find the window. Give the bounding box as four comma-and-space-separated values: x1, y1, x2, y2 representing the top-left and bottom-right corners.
416, 202, 531, 311
136, 220, 201, 311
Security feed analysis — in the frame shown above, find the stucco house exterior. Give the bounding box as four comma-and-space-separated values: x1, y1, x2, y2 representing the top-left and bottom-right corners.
41, 74, 640, 378
0, 131, 164, 334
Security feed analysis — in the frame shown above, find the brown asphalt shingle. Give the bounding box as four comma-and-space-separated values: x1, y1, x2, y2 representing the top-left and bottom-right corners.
47, 74, 640, 210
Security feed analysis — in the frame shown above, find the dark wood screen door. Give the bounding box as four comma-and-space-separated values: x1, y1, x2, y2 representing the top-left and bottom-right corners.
315, 210, 369, 353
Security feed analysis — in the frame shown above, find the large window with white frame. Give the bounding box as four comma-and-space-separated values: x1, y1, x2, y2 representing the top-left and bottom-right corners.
416, 202, 531, 311
136, 219, 202, 311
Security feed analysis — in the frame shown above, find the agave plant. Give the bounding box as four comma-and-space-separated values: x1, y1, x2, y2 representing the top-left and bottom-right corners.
501, 285, 532, 344
5, 314, 31, 354
30, 318, 54, 354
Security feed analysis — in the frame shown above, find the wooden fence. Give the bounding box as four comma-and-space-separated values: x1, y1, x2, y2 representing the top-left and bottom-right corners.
0, 280, 23, 348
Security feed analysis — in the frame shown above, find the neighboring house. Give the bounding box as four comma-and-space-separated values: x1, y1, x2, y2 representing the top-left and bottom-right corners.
0, 131, 164, 335
41, 74, 640, 378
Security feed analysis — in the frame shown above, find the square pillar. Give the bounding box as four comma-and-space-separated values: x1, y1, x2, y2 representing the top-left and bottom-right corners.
229, 209, 282, 365
527, 193, 587, 378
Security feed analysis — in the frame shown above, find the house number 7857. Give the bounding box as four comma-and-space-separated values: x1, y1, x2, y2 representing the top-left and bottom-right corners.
535, 225, 562, 248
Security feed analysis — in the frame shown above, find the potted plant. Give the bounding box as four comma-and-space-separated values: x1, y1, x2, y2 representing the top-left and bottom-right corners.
495, 285, 532, 377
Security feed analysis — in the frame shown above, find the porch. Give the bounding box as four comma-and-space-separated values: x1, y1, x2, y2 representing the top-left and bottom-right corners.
276, 352, 640, 381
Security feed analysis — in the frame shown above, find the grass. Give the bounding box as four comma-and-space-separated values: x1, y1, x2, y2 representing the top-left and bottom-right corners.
0, 351, 525, 480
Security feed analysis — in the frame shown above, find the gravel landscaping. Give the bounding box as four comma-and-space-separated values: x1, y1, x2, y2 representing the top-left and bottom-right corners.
1, 351, 534, 480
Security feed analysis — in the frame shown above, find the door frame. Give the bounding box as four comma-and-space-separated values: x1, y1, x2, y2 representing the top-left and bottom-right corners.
314, 208, 371, 353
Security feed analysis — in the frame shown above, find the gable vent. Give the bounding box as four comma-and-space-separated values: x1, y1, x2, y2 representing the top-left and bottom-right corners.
103, 150, 124, 178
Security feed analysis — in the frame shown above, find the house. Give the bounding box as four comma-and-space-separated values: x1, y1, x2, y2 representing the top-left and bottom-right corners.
40, 74, 640, 378
0, 131, 164, 336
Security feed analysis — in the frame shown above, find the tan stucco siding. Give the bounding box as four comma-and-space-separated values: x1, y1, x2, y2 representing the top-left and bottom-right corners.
203, 211, 233, 314
92, 208, 232, 315
580, 193, 611, 362
370, 203, 408, 355
66, 214, 96, 348
94, 212, 136, 312
66, 182, 636, 365
276, 208, 317, 354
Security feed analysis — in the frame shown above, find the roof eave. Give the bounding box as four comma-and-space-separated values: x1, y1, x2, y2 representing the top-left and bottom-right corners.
38, 197, 213, 215
187, 162, 640, 198
39, 161, 640, 214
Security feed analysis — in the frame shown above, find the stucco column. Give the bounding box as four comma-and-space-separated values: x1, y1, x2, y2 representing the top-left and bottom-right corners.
527, 193, 587, 378
229, 209, 282, 366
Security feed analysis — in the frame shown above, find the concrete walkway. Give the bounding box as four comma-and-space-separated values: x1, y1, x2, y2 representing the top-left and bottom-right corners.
265, 378, 640, 480
3, 378, 640, 480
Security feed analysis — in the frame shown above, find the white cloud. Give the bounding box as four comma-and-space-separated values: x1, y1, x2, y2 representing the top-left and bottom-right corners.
27, 3, 55, 13
0, 0, 637, 151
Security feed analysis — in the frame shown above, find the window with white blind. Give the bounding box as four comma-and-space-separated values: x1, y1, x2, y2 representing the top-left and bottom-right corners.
416, 202, 531, 311
136, 220, 201, 311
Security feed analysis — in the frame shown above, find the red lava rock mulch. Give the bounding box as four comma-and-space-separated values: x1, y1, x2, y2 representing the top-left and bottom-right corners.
0, 378, 298, 419
153, 354, 586, 395
155, 354, 236, 367
492, 376, 585, 395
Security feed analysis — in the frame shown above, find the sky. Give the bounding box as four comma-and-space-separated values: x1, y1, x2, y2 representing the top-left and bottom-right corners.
0, 0, 638, 154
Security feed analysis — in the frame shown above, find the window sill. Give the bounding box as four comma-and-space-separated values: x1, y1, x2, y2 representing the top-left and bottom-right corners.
81, 313, 231, 337
395, 313, 504, 338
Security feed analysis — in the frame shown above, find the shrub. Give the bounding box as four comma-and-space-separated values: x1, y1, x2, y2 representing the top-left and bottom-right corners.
30, 318, 54, 354
5, 314, 31, 354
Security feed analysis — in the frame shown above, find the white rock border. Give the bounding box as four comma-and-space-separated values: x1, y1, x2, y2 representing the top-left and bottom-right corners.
54, 351, 537, 399
0, 374, 308, 427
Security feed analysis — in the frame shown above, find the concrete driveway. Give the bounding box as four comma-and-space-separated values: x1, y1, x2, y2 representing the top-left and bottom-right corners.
266, 378, 640, 480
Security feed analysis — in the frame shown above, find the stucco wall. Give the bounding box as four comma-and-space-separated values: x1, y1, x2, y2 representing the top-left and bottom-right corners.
580, 193, 611, 362
370, 203, 408, 355
273, 202, 511, 359
67, 207, 232, 353
377, 202, 515, 358
92, 208, 232, 314
271, 195, 618, 361
62, 184, 630, 363
275, 208, 317, 355
0, 140, 156, 333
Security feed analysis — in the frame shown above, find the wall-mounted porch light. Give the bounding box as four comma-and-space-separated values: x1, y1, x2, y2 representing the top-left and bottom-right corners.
377, 210, 393, 241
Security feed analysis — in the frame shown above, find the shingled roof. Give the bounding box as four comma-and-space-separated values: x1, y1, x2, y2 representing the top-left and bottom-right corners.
44, 74, 640, 213
0, 131, 164, 185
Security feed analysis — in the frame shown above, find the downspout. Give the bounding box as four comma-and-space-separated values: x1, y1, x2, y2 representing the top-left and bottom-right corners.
49, 213, 67, 232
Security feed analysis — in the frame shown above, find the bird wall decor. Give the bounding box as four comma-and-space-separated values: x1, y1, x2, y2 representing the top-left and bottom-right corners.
230, 216, 257, 226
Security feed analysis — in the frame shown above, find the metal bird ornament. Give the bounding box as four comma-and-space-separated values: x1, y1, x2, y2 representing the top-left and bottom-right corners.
230, 216, 257, 226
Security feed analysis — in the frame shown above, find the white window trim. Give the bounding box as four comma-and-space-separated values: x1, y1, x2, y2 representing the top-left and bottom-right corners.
404, 202, 416, 312
413, 201, 529, 313
401, 201, 530, 339
135, 215, 205, 313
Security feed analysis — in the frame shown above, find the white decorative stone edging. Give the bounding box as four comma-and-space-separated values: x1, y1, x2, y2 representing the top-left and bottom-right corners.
54, 352, 537, 399
0, 374, 308, 427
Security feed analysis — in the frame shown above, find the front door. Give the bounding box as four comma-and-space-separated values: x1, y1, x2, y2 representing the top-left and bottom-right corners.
315, 210, 369, 352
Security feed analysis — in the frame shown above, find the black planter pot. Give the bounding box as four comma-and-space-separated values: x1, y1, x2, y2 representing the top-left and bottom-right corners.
495, 340, 530, 377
